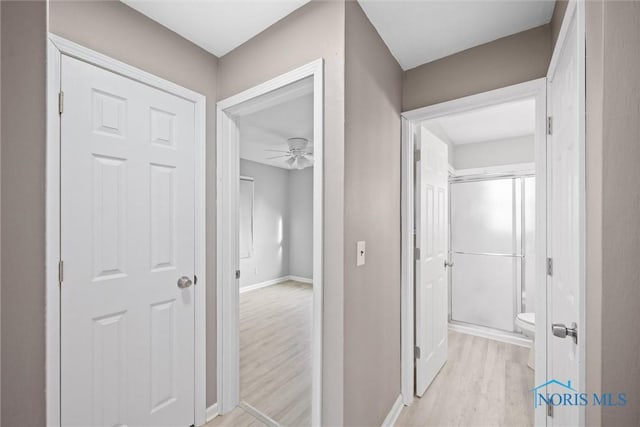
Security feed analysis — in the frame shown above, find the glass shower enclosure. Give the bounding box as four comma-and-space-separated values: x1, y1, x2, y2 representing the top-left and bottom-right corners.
449, 175, 535, 333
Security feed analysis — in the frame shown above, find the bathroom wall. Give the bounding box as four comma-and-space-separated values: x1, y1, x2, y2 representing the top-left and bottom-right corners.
453, 135, 535, 170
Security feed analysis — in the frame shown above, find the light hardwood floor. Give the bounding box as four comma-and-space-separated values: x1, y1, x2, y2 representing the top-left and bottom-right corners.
396, 330, 534, 427
207, 280, 313, 427
207, 285, 533, 427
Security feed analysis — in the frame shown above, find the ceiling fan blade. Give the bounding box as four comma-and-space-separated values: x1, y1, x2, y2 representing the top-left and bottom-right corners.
266, 155, 290, 160
264, 149, 290, 153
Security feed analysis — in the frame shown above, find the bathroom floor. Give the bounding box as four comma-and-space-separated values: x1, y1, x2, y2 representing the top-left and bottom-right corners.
396, 330, 534, 426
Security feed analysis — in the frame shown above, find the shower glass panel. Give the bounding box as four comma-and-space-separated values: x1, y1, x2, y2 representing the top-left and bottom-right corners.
450, 176, 534, 332
523, 176, 536, 312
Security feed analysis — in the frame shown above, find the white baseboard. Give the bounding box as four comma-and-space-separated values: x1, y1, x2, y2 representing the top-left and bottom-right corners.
239, 276, 290, 294
448, 322, 532, 348
381, 394, 404, 427
206, 403, 219, 422
240, 275, 313, 293
288, 275, 313, 284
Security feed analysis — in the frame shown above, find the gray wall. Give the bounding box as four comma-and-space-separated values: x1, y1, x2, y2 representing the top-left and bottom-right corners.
217, 1, 346, 422
344, 2, 403, 425
48, 0, 221, 408
288, 167, 313, 279
551, 0, 569, 50
403, 24, 551, 111
0, 2, 2, 419
598, 2, 640, 424
453, 135, 535, 170
239, 160, 290, 287
585, 1, 603, 424
1, 2, 47, 426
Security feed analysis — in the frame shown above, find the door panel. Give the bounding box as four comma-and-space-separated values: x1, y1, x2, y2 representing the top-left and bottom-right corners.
60, 55, 196, 426
415, 126, 449, 397
547, 6, 581, 426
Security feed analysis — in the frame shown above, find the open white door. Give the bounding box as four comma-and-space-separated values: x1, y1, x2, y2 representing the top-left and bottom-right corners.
415, 126, 449, 397
60, 55, 196, 426
546, 1, 584, 424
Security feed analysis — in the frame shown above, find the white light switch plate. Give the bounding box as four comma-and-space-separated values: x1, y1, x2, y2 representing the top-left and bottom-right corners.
356, 241, 366, 266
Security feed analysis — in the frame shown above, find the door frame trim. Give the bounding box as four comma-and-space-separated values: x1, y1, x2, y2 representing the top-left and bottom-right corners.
400, 78, 548, 416
46, 34, 208, 427
216, 59, 324, 426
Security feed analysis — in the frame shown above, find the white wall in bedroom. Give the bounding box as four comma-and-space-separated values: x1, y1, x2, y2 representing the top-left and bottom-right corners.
240, 159, 290, 288
239, 159, 313, 288
288, 167, 313, 279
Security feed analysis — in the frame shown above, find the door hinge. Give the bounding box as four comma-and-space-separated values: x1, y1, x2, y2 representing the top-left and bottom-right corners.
236, 270, 241, 279
415, 247, 421, 260
414, 346, 421, 359
58, 91, 64, 115
194, 274, 198, 285
547, 402, 554, 417
414, 149, 421, 162
58, 260, 64, 285
547, 257, 553, 276
547, 116, 552, 135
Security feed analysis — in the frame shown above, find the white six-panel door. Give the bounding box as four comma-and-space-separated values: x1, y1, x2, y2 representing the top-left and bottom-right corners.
60, 55, 196, 426
547, 4, 582, 425
415, 126, 449, 397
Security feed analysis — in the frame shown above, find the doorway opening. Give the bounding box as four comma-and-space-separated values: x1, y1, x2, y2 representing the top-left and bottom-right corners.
237, 81, 314, 425
216, 61, 323, 427
400, 3, 586, 423
400, 78, 548, 425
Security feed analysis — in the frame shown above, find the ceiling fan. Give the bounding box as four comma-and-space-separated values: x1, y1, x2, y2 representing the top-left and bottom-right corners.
265, 137, 313, 169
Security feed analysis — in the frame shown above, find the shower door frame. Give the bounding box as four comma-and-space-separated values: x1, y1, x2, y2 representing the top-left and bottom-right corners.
447, 170, 535, 337
401, 78, 548, 412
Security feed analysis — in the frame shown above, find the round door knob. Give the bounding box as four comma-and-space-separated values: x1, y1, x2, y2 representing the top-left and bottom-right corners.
177, 276, 193, 289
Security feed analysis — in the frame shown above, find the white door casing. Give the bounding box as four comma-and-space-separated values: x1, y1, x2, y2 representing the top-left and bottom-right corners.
546, 1, 585, 424
60, 55, 196, 426
415, 126, 449, 396
216, 60, 324, 425
401, 79, 547, 411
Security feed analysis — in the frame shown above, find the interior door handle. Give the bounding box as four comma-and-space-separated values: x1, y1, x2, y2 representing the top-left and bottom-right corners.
177, 276, 193, 289
444, 260, 454, 269
552, 322, 578, 344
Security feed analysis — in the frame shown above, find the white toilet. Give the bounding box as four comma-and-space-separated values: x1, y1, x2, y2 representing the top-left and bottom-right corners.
516, 312, 535, 370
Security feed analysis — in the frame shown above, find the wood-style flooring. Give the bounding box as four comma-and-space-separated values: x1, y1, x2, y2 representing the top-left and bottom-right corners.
207, 280, 312, 427
396, 331, 534, 427
207, 283, 533, 427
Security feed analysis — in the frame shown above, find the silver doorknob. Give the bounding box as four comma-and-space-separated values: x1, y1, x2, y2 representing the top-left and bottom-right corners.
177, 276, 193, 289
552, 322, 578, 344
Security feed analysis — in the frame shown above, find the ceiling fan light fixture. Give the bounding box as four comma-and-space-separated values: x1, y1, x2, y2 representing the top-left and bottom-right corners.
295, 155, 312, 169
286, 157, 297, 167
287, 137, 309, 151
